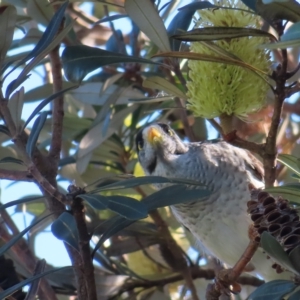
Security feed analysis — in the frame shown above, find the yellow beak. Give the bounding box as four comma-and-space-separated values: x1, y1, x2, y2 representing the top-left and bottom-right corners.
147, 127, 162, 144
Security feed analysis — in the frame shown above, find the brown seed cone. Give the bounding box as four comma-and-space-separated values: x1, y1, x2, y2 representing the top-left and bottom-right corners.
247, 191, 300, 255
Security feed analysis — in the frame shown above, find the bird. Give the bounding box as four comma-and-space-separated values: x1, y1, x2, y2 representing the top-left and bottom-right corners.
136, 122, 290, 281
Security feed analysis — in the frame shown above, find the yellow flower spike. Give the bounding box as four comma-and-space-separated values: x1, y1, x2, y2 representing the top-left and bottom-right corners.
186, 0, 271, 124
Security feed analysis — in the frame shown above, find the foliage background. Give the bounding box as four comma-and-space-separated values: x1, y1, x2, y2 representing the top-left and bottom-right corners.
1, 0, 300, 300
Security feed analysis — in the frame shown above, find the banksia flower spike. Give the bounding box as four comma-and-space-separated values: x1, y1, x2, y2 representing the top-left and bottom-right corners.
186, 0, 271, 130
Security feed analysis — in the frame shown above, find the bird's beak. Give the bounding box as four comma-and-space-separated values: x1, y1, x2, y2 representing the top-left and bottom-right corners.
147, 127, 162, 144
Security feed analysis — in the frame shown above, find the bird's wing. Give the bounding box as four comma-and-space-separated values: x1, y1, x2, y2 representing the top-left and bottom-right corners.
245, 151, 264, 183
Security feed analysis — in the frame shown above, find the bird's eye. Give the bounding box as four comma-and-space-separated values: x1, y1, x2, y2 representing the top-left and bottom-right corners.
158, 123, 174, 136
138, 140, 143, 150
167, 129, 173, 136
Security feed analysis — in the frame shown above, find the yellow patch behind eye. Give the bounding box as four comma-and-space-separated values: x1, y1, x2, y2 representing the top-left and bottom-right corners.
168, 129, 174, 136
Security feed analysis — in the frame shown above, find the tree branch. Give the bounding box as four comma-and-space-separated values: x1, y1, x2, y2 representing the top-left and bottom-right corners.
263, 48, 288, 187
69, 186, 97, 300
0, 168, 34, 181
119, 265, 264, 295
0, 220, 58, 300
48, 9, 65, 163
206, 240, 259, 300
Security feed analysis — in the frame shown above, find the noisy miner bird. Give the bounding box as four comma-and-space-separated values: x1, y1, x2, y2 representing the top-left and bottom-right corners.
136, 122, 290, 281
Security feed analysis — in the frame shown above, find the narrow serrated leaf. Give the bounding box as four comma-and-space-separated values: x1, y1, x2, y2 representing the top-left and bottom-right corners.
0, 5, 17, 63
26, 111, 48, 156
8, 86, 24, 131
62, 45, 158, 83
23, 85, 78, 130
95, 175, 204, 192
92, 216, 134, 256
0, 266, 71, 299
278, 154, 300, 176
153, 51, 268, 75
125, 0, 170, 52
94, 14, 128, 25
2, 1, 68, 80
0, 125, 10, 135
173, 27, 275, 41
265, 185, 300, 204
143, 76, 187, 99
143, 185, 211, 210
0, 214, 52, 256
24, 259, 46, 300
107, 195, 148, 219
248, 280, 296, 300
77, 194, 108, 210
51, 212, 79, 251
260, 232, 297, 274
0, 157, 24, 165
128, 95, 174, 103
0, 196, 43, 210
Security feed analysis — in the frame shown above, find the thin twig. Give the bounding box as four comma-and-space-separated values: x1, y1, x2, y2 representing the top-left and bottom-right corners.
119, 265, 263, 295
206, 240, 259, 300
72, 196, 97, 300
263, 48, 288, 187
48, 16, 65, 163
0, 169, 34, 181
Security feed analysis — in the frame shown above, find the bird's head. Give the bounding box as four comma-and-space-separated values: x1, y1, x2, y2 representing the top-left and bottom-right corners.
135, 123, 188, 175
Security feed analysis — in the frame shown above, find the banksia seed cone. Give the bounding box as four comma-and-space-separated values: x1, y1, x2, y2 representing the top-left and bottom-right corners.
247, 191, 300, 254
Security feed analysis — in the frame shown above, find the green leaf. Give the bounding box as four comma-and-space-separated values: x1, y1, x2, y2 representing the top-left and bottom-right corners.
51, 212, 79, 251
143, 76, 187, 99
94, 175, 204, 192
3, 1, 68, 79
278, 154, 300, 176
143, 185, 211, 210
0, 266, 72, 299
94, 14, 128, 25
92, 216, 134, 257
5, 19, 73, 97
265, 185, 300, 204
107, 195, 148, 220
288, 245, 300, 274
124, 0, 170, 52
288, 289, 300, 300
23, 85, 78, 130
0, 125, 9, 135
26, 111, 48, 156
77, 194, 108, 210
261, 21, 300, 49
256, 0, 300, 23
172, 27, 275, 41
76, 106, 136, 173
24, 259, 46, 300
240, 0, 257, 11
0, 5, 17, 64
0, 214, 52, 256
62, 45, 158, 83
0, 196, 43, 210
153, 51, 268, 75
248, 280, 296, 300
7, 86, 24, 131
128, 95, 174, 103
260, 232, 297, 274
24, 82, 75, 102
27, 0, 54, 26
0, 157, 23, 165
